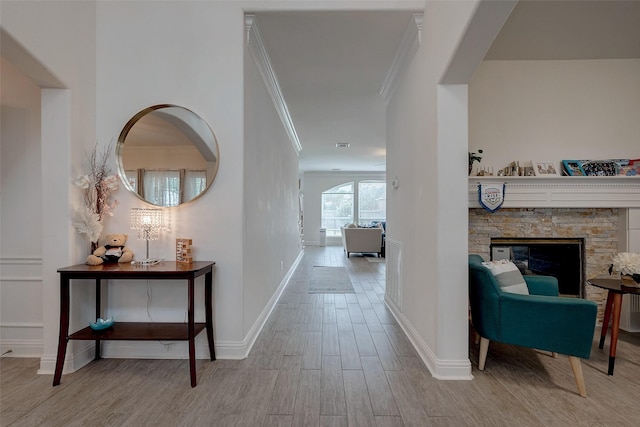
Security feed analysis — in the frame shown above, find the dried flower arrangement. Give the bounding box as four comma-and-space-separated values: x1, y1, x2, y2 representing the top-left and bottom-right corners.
71, 143, 119, 250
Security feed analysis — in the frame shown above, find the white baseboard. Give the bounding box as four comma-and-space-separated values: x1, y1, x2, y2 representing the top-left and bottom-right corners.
240, 250, 304, 357
384, 296, 473, 380
0, 339, 43, 358
38, 341, 95, 375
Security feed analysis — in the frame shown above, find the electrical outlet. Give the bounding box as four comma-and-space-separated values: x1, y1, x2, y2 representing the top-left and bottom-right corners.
280, 261, 284, 270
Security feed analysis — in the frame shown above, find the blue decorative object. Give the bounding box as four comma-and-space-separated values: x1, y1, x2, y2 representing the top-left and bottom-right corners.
89, 317, 114, 330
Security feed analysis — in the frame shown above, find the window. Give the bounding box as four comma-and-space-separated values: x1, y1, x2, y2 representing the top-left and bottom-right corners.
128, 169, 208, 206
322, 183, 354, 237
143, 170, 181, 206
321, 180, 386, 237
184, 170, 207, 201
358, 181, 386, 224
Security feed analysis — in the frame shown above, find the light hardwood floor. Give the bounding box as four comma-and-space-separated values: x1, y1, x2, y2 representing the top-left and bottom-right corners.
2, 245, 640, 426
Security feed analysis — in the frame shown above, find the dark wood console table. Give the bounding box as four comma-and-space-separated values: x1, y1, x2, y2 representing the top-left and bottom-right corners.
53, 261, 215, 387
587, 276, 640, 375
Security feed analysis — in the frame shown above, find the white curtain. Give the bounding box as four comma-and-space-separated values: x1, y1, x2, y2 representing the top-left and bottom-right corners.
143, 170, 180, 206
184, 170, 207, 202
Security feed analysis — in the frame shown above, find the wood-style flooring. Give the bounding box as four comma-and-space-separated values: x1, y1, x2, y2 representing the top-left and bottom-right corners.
2, 246, 640, 426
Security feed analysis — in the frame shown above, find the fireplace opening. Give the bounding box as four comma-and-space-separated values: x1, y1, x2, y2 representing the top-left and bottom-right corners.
490, 237, 585, 297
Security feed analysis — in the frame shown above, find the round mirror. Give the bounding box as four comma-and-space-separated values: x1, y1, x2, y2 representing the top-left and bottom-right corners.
117, 104, 219, 207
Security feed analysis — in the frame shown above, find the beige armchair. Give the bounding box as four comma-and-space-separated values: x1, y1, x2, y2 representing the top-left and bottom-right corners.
341, 226, 383, 258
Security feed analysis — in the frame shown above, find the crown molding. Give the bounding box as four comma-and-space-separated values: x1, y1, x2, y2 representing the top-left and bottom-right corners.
245, 14, 302, 154
379, 13, 423, 104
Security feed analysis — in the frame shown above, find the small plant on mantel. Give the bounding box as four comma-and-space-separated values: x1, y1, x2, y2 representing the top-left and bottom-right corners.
469, 149, 483, 175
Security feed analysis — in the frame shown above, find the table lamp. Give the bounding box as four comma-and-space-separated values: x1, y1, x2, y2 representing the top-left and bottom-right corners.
130, 207, 166, 265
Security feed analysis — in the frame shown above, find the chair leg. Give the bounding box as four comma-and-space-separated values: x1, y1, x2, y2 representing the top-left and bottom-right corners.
479, 337, 489, 370
534, 349, 557, 358
568, 356, 587, 398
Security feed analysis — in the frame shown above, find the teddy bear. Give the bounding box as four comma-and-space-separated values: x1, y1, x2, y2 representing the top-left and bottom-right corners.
86, 234, 134, 265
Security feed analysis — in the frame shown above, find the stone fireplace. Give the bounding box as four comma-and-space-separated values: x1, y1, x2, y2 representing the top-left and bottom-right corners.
490, 237, 584, 297
468, 176, 640, 325
469, 207, 618, 322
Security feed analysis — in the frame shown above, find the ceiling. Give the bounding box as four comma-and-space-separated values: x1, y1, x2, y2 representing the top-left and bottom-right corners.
256, 11, 415, 173
255, 1, 640, 173
485, 0, 640, 60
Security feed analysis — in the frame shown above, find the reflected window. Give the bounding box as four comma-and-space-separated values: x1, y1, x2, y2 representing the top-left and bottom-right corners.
132, 169, 206, 207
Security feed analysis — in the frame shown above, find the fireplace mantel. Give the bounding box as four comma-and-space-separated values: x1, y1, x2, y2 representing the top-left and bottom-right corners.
469, 176, 640, 208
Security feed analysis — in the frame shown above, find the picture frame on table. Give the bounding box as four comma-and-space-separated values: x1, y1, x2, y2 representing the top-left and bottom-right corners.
562, 160, 585, 176
532, 161, 559, 176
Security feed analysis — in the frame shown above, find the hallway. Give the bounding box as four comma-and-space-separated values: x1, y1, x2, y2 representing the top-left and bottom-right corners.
2, 246, 640, 426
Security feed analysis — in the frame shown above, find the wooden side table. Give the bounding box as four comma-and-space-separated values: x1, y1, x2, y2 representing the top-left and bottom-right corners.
587, 276, 640, 375
54, 261, 215, 387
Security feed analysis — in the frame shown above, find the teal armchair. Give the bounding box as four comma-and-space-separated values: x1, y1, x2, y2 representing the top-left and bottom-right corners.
468, 254, 597, 397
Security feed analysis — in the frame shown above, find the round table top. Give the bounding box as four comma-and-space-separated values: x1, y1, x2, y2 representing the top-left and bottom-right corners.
587, 277, 640, 295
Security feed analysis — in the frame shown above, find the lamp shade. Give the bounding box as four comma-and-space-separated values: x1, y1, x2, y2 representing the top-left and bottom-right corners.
130, 208, 165, 241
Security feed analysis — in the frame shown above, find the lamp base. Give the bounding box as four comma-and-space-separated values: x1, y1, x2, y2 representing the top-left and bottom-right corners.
133, 258, 160, 266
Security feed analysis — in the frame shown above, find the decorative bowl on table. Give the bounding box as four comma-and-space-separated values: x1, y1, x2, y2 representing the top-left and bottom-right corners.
89, 317, 114, 330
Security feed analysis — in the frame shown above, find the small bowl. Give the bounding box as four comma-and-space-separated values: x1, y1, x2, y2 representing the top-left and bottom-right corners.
89, 317, 114, 330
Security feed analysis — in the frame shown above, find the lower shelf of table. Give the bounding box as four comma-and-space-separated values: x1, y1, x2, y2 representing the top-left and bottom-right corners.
68, 322, 206, 341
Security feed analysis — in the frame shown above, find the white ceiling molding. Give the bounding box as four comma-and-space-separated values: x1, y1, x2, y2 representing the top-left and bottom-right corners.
379, 13, 423, 104
245, 14, 302, 154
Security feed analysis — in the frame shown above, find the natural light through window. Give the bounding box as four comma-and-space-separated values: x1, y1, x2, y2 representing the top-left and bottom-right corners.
321, 181, 386, 237
358, 181, 386, 224
321, 182, 354, 237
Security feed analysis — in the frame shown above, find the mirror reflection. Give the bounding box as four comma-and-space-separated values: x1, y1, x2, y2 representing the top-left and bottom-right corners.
117, 105, 219, 207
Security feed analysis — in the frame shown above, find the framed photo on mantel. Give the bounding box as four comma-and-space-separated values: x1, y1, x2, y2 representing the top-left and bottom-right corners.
532, 161, 559, 176
562, 160, 585, 176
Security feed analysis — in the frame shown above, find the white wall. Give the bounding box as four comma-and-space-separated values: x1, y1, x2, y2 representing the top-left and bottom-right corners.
94, 1, 247, 358
0, 58, 43, 356
385, 0, 511, 379
244, 46, 302, 339
1, 0, 97, 370
0, 0, 315, 367
469, 59, 640, 173
302, 171, 386, 245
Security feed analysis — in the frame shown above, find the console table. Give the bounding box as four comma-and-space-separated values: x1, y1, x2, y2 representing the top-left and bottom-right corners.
587, 276, 640, 375
53, 261, 215, 387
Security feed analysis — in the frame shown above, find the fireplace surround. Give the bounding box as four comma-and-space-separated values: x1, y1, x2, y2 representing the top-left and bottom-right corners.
490, 237, 584, 297
469, 207, 618, 323
468, 176, 640, 323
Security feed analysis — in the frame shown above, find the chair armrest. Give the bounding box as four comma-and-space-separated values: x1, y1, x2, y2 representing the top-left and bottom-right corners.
500, 293, 597, 359
524, 275, 559, 296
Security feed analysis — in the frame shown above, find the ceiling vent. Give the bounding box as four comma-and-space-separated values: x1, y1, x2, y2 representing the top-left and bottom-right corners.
336, 143, 351, 148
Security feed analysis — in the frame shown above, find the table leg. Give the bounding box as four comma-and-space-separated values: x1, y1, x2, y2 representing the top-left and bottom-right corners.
599, 291, 614, 349
205, 270, 216, 361
608, 293, 623, 376
95, 279, 102, 360
53, 276, 70, 386
188, 276, 196, 387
